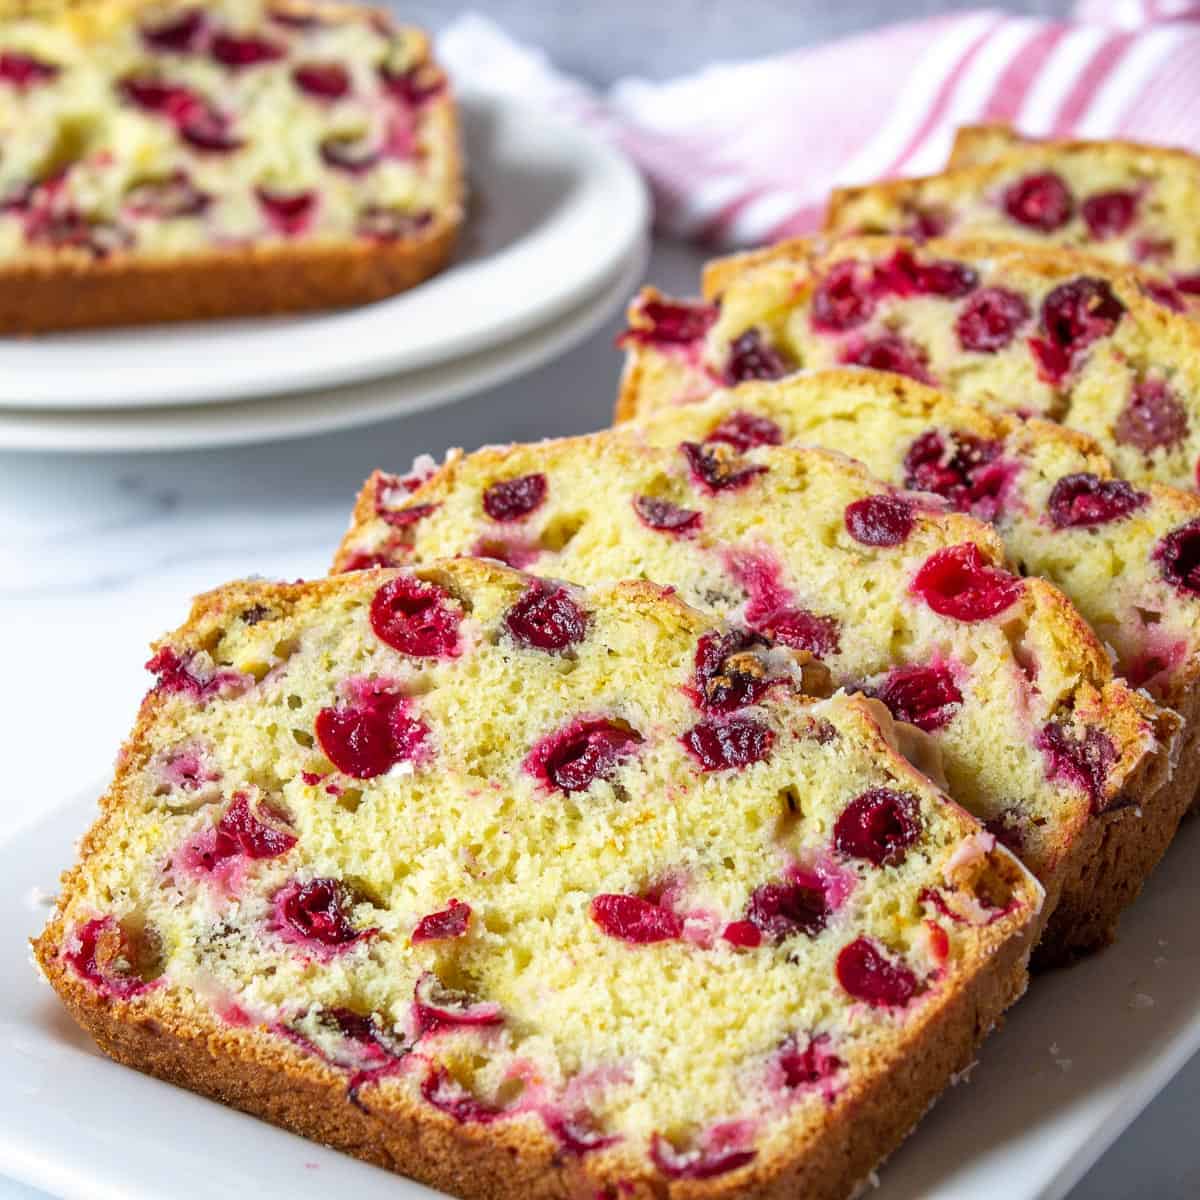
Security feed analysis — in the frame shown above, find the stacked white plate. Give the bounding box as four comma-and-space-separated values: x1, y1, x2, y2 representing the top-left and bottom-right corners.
0, 89, 649, 452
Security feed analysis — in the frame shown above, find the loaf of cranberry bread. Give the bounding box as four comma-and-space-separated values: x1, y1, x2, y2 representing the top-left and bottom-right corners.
0, 0, 460, 331
335, 439, 1179, 967
824, 127, 1200, 293
616, 235, 1200, 491
34, 561, 1043, 1200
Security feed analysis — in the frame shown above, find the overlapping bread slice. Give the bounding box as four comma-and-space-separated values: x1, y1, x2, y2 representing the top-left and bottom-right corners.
616, 234, 1200, 491
34, 561, 1042, 1200
0, 0, 460, 330
335, 435, 1179, 967
823, 125, 1200, 293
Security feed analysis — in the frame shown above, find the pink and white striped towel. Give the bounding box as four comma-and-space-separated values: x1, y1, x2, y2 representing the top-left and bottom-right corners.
438, 1, 1200, 248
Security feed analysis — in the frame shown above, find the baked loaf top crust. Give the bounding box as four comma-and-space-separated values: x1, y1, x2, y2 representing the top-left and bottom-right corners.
33, 561, 1041, 1198
824, 126, 1200, 291
616, 235, 1200, 491
0, 0, 458, 262
334, 436, 1175, 960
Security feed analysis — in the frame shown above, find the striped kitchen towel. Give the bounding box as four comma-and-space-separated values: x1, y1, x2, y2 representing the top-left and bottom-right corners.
438, 2, 1200, 248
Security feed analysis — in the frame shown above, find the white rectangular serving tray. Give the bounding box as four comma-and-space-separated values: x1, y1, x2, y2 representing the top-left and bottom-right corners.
3, 787, 1198, 1200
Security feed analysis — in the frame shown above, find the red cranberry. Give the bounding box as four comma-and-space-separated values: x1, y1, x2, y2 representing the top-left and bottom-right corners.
903, 429, 1005, 516
1036, 721, 1116, 811
1081, 190, 1138, 240
834, 788, 921, 866
1141, 280, 1186, 313
293, 62, 350, 99
320, 133, 379, 173
526, 718, 642, 793
1177, 273, 1200, 296
1114, 378, 1188, 453
24, 210, 133, 257
378, 502, 437, 529
911, 544, 1024, 621
413, 973, 503, 1035
315, 688, 429, 779
210, 32, 284, 67
590, 894, 684, 943
837, 937, 919, 1007
145, 646, 248, 699
370, 576, 462, 658
840, 332, 932, 384
119, 75, 191, 112
844, 494, 914, 547
279, 878, 370, 948
124, 171, 209, 218
257, 188, 316, 235
482, 473, 547, 521
706, 410, 784, 453
180, 111, 242, 152
777, 1034, 844, 1090
721, 920, 762, 948
746, 879, 829, 940
650, 1134, 756, 1180
340, 550, 394, 571
1002, 171, 1074, 231
544, 1113, 618, 1156
878, 249, 977, 298
380, 63, 447, 107
1047, 473, 1147, 528
903, 206, 950, 240
0, 51, 58, 88
762, 608, 841, 658
421, 1066, 502, 1124
681, 717, 774, 771
1030, 277, 1125, 385
693, 628, 774, 712
64, 917, 154, 999
681, 441, 768, 493
140, 8, 207, 51
985, 811, 1025, 854
320, 1007, 406, 1068
412, 899, 471, 943
202, 793, 296, 868
724, 328, 792, 383
876, 664, 962, 732
956, 287, 1031, 353
504, 583, 587, 652
632, 494, 701, 534
1155, 519, 1200, 595
621, 298, 718, 346
811, 259, 876, 331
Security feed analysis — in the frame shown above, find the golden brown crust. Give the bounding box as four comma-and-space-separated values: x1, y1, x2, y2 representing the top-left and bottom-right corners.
946, 123, 1200, 173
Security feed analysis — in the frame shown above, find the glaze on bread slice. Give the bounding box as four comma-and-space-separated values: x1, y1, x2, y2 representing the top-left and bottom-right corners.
34, 561, 1042, 1200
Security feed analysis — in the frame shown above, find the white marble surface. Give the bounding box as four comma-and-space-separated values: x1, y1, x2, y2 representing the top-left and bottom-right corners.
3, 238, 1198, 1198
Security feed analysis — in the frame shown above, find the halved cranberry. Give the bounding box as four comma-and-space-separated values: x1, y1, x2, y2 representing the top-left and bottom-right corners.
724, 328, 792, 383
1141, 280, 1186, 313
956, 287, 1031, 352
504, 583, 587, 652
632, 494, 700, 534
1114, 378, 1188, 453
721, 920, 762, 948
903, 429, 1005, 517
1036, 721, 1116, 811
834, 788, 921, 867
811, 259, 876, 331
279, 878, 370, 949
681, 717, 774, 771
380, 62, 447, 107
693, 628, 774, 712
180, 110, 242, 153
762, 608, 841, 658
378, 502, 437, 529
320, 133, 379, 173
844, 494, 914, 547
526, 718, 642, 793
293, 62, 350, 99
370, 576, 462, 657
777, 1033, 844, 1090
119, 75, 245, 151
1178, 273, 1200, 296
837, 937, 919, 1007
903, 206, 950, 240
257, 188, 316, 236
650, 1133, 756, 1180
621, 298, 717, 347
1029, 277, 1125, 385
878, 249, 977, 298
681, 441, 767, 493
315, 687, 429, 778
911, 544, 1024, 621
544, 1112, 619, 1155
840, 332, 932, 384
413, 973, 503, 1035
412, 899, 471, 943
203, 793, 296, 867
706, 410, 784, 453
124, 171, 209, 218
210, 32, 284, 67
141, 8, 207, 51
145, 647, 249, 699
1155, 519, 1200, 595
0, 50, 58, 88
421, 1066, 502, 1124
25, 210, 133, 257
745, 880, 829, 940
318, 1007, 407, 1070
1003, 171, 1074, 231
483, 473, 547, 521
1081, 190, 1138, 240
1047, 473, 1147, 528
358, 205, 432, 240
876, 664, 962, 731
590, 894, 684, 943
64, 916, 155, 999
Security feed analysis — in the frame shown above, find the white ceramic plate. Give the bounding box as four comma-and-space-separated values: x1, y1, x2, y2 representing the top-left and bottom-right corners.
0, 241, 645, 452
3, 786, 1198, 1200
0, 88, 648, 411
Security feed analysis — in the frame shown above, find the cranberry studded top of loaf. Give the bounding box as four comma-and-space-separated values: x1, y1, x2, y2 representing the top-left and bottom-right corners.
622, 369, 1200, 716
335, 438, 1176, 964
34, 562, 1042, 1200
0, 0, 458, 260
824, 127, 1200, 293
616, 235, 1200, 491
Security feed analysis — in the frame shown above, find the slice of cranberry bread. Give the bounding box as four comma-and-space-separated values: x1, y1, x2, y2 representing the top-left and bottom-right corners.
334, 440, 1178, 967
824, 130, 1200, 293
0, 0, 459, 331
34, 561, 1042, 1200
616, 235, 1200, 491
621, 370, 1200, 806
